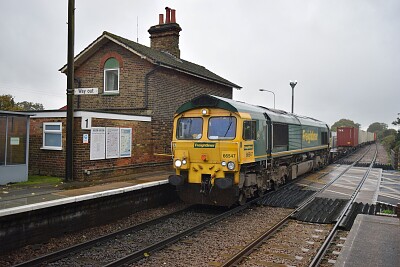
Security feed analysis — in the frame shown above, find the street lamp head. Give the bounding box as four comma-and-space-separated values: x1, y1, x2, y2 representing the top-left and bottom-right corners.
259, 89, 276, 109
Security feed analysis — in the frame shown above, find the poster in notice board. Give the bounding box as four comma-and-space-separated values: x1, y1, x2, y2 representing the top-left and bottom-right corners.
106, 127, 120, 159
90, 127, 105, 160
120, 128, 132, 157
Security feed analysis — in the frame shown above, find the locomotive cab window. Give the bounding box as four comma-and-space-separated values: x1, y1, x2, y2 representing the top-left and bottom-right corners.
243, 120, 256, 140
208, 116, 236, 140
177, 117, 203, 140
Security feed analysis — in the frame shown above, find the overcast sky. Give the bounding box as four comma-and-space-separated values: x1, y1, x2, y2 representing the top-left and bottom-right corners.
0, 0, 399, 130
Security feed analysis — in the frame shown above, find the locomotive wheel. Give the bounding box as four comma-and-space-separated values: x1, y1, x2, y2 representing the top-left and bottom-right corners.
257, 189, 265, 197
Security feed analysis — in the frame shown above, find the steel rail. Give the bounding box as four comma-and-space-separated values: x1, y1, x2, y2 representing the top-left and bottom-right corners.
220, 144, 375, 267
104, 198, 261, 267
308, 143, 378, 267
13, 206, 193, 267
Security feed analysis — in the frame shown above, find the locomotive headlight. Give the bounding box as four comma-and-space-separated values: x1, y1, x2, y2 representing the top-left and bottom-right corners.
221, 161, 227, 167
174, 159, 182, 168
182, 159, 187, 165
227, 161, 235, 170
201, 108, 209, 116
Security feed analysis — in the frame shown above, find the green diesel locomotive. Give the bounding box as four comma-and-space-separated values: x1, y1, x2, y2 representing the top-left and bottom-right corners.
168, 94, 330, 206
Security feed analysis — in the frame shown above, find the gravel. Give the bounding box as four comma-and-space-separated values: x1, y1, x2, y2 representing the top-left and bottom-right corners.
0, 201, 188, 266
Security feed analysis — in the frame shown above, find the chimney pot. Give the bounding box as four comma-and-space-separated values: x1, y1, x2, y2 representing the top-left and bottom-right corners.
171, 9, 176, 23
165, 7, 171, 23
159, 14, 164, 24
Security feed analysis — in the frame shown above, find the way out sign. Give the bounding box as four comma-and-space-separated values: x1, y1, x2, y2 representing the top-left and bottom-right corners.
74, 88, 98, 95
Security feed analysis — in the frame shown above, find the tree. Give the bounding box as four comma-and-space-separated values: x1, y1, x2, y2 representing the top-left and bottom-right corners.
0, 94, 20, 111
331, 119, 361, 132
367, 122, 388, 133
0, 94, 44, 111
367, 122, 388, 140
382, 129, 397, 138
393, 115, 400, 126
16, 101, 44, 111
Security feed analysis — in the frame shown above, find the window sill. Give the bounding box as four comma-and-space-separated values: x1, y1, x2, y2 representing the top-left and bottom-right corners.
41, 147, 63, 151
103, 91, 120, 96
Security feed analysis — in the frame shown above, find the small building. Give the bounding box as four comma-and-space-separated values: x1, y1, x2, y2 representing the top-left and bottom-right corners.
29, 7, 241, 181
0, 111, 30, 184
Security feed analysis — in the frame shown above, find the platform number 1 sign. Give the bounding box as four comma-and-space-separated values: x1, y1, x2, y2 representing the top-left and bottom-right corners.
81, 116, 92, 130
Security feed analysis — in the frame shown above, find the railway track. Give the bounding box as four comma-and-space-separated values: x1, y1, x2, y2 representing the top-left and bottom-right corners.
219, 144, 378, 267
14, 206, 221, 267
11, 144, 381, 267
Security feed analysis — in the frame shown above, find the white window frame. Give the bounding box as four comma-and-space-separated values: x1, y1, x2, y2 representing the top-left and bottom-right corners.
42, 122, 63, 150
104, 68, 120, 94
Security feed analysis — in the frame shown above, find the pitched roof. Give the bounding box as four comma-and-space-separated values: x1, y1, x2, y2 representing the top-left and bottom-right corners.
60, 31, 241, 89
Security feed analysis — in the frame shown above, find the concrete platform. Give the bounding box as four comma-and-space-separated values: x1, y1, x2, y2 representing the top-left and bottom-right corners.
335, 214, 400, 267
378, 171, 400, 206
0, 170, 172, 216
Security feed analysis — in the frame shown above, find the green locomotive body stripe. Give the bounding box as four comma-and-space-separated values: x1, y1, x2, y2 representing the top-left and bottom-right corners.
253, 145, 329, 159
194, 142, 216, 148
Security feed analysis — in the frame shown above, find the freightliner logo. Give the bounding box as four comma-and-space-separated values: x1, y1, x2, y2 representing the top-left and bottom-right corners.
194, 142, 216, 148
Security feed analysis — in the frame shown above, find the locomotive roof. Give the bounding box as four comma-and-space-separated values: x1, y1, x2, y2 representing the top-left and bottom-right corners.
176, 94, 327, 128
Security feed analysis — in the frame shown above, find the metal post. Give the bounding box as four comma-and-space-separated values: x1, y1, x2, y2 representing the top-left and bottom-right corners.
66, 0, 75, 181
289, 80, 297, 113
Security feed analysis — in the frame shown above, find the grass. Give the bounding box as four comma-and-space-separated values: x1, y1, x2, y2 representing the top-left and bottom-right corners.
381, 209, 395, 215
9, 175, 63, 187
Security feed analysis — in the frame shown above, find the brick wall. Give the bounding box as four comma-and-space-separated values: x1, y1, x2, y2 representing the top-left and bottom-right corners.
29, 116, 162, 181
74, 42, 153, 113
29, 117, 66, 177
40, 38, 235, 181
148, 68, 232, 154
73, 41, 232, 157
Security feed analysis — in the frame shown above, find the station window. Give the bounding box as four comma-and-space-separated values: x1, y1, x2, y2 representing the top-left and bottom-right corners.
243, 120, 256, 140
104, 57, 119, 93
42, 122, 62, 150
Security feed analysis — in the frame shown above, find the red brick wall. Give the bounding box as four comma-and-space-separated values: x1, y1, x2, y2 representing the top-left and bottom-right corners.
29, 117, 66, 177
34, 39, 234, 181
73, 40, 232, 156
29, 116, 160, 181
74, 42, 154, 112
74, 117, 155, 181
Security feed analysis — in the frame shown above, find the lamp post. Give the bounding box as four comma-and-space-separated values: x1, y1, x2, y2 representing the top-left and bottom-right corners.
259, 89, 275, 109
289, 80, 297, 113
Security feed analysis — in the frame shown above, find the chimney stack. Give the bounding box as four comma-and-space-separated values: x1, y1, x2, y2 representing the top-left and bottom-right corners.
165, 7, 171, 23
171, 9, 176, 23
148, 7, 182, 58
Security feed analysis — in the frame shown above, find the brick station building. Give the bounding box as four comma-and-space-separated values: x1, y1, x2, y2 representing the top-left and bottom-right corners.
28, 8, 241, 181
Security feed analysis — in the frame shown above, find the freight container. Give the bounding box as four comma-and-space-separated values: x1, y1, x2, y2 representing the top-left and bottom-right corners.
359, 129, 367, 145
367, 132, 375, 142
330, 131, 337, 149
337, 126, 359, 147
